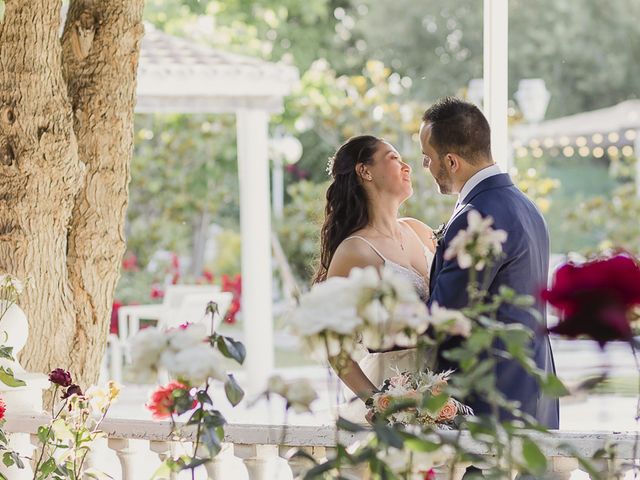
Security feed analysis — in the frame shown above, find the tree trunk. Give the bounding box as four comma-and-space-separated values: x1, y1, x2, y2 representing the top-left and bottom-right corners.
0, 0, 144, 388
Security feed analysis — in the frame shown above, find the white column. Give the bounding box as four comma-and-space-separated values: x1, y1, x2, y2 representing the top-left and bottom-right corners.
236, 109, 275, 396
272, 156, 284, 219
483, 0, 509, 172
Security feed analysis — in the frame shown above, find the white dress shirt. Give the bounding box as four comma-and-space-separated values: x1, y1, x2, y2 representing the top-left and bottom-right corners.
454, 163, 503, 213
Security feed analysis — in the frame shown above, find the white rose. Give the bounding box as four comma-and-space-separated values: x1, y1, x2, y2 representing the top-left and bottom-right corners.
85, 386, 110, 414
429, 303, 472, 338
348, 265, 380, 290
162, 344, 226, 386
129, 327, 167, 370
289, 277, 363, 337
361, 298, 390, 325
167, 323, 208, 351
267, 375, 287, 396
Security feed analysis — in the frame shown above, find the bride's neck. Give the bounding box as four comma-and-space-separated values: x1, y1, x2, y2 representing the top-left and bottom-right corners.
367, 198, 401, 234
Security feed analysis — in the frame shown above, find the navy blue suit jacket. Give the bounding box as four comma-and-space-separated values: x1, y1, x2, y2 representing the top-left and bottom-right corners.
428, 173, 559, 428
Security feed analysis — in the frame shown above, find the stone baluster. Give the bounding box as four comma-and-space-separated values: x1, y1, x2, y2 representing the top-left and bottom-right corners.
149, 440, 177, 480
235, 444, 293, 480
203, 442, 249, 480
0, 302, 50, 480
280, 445, 327, 478
548, 456, 579, 480
108, 438, 137, 480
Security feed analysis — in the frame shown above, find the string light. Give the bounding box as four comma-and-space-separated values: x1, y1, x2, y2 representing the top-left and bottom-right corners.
543, 137, 554, 148
591, 133, 603, 144
562, 146, 574, 157
576, 136, 587, 147
625, 130, 637, 141
621, 145, 634, 157
608, 132, 620, 143
578, 146, 590, 157
607, 146, 619, 156
593, 147, 604, 158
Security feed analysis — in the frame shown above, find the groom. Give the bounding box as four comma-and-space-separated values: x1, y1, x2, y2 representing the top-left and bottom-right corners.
420, 97, 559, 429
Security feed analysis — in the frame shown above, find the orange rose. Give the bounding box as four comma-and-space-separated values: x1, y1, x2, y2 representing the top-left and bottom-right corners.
436, 400, 458, 422
375, 394, 391, 411
431, 380, 447, 396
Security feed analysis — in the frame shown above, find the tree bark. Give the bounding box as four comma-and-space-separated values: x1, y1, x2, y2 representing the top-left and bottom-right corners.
0, 0, 144, 388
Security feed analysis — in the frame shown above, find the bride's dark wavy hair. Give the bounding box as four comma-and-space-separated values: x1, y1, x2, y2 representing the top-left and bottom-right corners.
313, 135, 382, 284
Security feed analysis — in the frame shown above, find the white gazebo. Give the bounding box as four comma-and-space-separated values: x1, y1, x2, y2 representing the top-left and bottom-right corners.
135, 24, 298, 394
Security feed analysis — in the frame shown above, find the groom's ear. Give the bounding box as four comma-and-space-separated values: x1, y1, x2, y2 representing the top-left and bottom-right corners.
446, 153, 460, 172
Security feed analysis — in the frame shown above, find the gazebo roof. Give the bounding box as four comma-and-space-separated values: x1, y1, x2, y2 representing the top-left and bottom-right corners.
136, 23, 299, 114
512, 100, 640, 149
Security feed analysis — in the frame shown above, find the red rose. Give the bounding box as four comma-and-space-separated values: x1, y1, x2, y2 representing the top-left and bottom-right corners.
543, 254, 640, 346
146, 381, 195, 419
62, 384, 83, 399
49, 368, 73, 387
420, 468, 436, 480
122, 253, 138, 271
0, 397, 6, 421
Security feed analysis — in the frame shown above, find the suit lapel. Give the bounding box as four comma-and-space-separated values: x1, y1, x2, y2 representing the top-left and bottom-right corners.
428, 174, 514, 295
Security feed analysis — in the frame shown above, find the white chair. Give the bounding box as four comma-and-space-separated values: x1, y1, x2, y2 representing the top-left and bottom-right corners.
159, 291, 234, 335
117, 284, 222, 343
111, 285, 224, 381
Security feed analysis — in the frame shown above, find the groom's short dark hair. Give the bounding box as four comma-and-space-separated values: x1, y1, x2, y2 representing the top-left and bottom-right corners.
422, 97, 492, 165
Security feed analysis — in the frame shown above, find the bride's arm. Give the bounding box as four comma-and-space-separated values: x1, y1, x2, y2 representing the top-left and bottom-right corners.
329, 357, 378, 400
326, 239, 383, 402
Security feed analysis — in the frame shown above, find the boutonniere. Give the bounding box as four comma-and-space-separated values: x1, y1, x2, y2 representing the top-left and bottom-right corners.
432, 223, 446, 247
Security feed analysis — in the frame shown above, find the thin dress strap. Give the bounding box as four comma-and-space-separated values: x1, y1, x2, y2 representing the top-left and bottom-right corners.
399, 220, 432, 268
344, 236, 387, 262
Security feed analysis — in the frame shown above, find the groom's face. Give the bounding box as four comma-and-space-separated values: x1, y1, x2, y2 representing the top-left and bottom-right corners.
419, 123, 453, 194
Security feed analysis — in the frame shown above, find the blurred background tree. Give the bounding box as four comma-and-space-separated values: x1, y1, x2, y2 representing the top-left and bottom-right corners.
118, 0, 639, 301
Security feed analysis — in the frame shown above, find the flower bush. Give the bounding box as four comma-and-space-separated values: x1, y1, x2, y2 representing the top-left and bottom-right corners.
129, 302, 247, 477
33, 369, 120, 479
289, 210, 575, 479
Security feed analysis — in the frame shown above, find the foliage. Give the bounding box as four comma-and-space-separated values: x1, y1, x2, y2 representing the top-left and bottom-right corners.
276, 181, 327, 284
33, 375, 120, 480
128, 114, 239, 268
565, 182, 640, 257
128, 305, 247, 477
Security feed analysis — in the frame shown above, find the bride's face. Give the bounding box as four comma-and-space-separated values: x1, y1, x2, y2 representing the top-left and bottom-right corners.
366, 141, 413, 202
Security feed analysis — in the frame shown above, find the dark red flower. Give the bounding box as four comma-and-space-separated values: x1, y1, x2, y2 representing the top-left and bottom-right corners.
110, 301, 122, 335
122, 253, 138, 271
420, 469, 436, 480
0, 397, 6, 421
150, 285, 165, 299
62, 384, 83, 399
49, 368, 73, 387
542, 254, 640, 347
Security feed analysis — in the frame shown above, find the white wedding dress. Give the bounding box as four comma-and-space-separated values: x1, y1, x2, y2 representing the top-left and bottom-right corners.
337, 232, 434, 423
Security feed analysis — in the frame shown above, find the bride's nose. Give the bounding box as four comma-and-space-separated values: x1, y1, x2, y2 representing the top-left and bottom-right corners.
402, 162, 411, 173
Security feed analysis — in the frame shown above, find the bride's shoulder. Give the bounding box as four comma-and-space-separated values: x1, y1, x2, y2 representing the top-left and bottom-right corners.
327, 235, 383, 278
400, 217, 435, 249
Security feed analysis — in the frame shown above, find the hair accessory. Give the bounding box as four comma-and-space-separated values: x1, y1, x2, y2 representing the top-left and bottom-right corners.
326, 156, 335, 177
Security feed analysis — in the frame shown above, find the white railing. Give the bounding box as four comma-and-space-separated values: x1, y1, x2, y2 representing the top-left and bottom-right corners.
4, 414, 639, 480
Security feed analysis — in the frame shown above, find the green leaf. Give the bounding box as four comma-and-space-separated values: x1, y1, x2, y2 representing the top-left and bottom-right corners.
521, 437, 547, 475
0, 367, 25, 387
0, 346, 14, 361
373, 423, 404, 449
37, 425, 51, 444
224, 374, 244, 406
422, 393, 449, 416
39, 458, 57, 477
196, 390, 213, 406
303, 460, 336, 479
216, 336, 246, 365
336, 416, 368, 432
402, 436, 442, 453
541, 374, 570, 398
199, 425, 222, 458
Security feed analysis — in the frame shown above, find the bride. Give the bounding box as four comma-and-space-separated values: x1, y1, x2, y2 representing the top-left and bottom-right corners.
313, 134, 436, 422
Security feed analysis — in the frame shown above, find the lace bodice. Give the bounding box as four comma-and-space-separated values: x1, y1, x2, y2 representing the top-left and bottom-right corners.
345, 228, 433, 303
